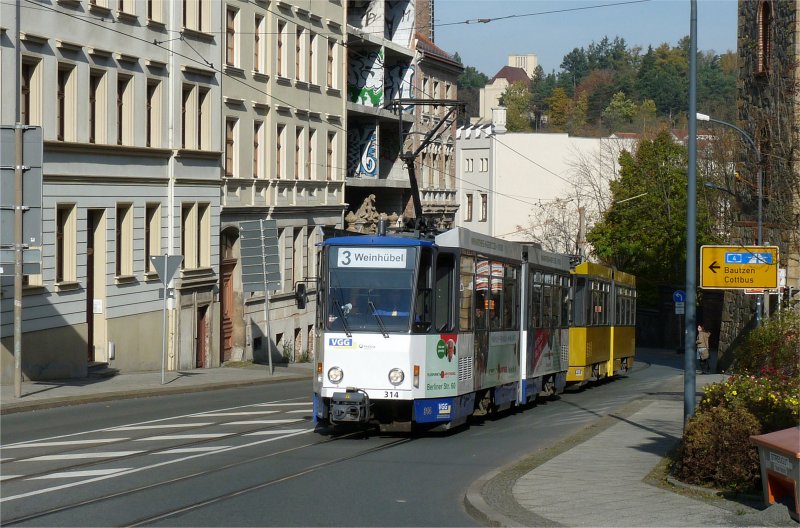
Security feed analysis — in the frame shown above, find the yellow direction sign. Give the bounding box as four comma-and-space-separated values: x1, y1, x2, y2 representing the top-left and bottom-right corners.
700, 245, 779, 289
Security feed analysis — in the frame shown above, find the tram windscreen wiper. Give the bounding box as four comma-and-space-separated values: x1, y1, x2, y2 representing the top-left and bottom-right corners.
332, 293, 352, 337
368, 299, 389, 338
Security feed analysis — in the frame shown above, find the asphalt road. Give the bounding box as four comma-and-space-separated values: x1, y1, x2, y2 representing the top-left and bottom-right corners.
0, 350, 684, 526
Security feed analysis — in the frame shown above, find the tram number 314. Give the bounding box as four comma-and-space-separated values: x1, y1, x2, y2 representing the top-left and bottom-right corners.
384, 391, 399, 398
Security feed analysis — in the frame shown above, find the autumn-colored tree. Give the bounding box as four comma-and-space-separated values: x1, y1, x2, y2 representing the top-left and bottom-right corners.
546, 87, 572, 132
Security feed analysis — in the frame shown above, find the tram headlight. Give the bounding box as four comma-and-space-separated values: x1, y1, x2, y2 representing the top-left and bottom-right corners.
388, 368, 404, 386
328, 366, 344, 384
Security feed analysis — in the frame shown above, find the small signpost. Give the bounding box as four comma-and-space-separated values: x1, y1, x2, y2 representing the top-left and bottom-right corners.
151, 255, 183, 384
239, 219, 280, 374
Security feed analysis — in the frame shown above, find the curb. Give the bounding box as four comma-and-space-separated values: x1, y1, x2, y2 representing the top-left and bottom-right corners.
0, 373, 313, 415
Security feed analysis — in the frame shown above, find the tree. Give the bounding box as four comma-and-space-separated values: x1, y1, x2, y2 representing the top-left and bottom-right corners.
586, 131, 717, 305
602, 91, 638, 131
546, 87, 572, 131
456, 60, 489, 120
501, 81, 533, 132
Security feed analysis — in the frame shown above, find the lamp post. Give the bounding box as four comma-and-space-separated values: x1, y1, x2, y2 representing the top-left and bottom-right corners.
697, 112, 763, 325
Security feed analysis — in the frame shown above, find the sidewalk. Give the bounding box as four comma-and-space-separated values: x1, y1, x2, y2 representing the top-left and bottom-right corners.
466, 370, 796, 527
0, 362, 315, 415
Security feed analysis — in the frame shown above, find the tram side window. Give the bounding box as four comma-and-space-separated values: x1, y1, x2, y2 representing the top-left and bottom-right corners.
552, 278, 563, 327
542, 276, 553, 327
435, 253, 455, 332
572, 277, 587, 327
414, 248, 433, 332
489, 262, 504, 330
531, 280, 542, 328
503, 266, 517, 329
459, 256, 474, 331
560, 276, 570, 327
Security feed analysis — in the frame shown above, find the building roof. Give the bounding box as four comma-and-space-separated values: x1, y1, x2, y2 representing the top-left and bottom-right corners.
414, 32, 462, 69
489, 65, 530, 85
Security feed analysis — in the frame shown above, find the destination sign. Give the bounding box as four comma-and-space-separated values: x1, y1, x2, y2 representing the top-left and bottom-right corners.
700, 245, 779, 290
336, 247, 407, 268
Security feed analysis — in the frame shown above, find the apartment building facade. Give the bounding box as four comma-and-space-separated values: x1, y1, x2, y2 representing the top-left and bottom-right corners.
219, 0, 347, 363
1, 0, 222, 381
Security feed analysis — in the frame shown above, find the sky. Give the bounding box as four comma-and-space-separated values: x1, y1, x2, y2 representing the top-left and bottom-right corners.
433, 0, 738, 76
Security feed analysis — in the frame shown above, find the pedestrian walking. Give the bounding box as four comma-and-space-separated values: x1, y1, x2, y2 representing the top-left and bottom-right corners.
696, 324, 711, 374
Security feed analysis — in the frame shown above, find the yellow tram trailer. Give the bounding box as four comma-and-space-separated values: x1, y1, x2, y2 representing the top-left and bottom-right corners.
567, 262, 613, 384
610, 269, 636, 375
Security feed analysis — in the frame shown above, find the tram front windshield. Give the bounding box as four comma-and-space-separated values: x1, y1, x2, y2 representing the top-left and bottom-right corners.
326, 246, 417, 333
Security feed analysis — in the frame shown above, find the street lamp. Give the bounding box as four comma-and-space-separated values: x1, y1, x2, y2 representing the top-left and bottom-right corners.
697, 112, 764, 325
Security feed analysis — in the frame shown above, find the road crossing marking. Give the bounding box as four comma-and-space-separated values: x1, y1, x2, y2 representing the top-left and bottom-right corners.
199, 411, 279, 417
285, 409, 313, 414
109, 423, 213, 431
2, 438, 129, 449
1, 428, 314, 503
23, 451, 144, 461
243, 429, 307, 436
0, 475, 22, 481
2, 398, 310, 449
228, 419, 305, 425
30, 468, 132, 480
153, 446, 231, 454
133, 434, 229, 441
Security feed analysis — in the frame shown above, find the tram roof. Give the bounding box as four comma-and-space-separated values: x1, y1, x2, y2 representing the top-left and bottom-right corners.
321, 235, 434, 247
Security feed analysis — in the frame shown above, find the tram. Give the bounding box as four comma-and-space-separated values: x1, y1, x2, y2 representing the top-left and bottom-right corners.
567, 262, 637, 385
310, 225, 635, 432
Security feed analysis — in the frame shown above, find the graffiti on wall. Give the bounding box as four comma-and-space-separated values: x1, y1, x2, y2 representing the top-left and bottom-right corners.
386, 63, 414, 113
348, 0, 382, 30
348, 126, 379, 178
385, 0, 415, 47
348, 48, 384, 107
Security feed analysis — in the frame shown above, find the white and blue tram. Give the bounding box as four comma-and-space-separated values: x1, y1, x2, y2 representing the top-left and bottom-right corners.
312, 227, 572, 432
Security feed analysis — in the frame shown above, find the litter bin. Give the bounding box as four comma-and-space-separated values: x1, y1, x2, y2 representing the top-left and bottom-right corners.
750, 427, 800, 522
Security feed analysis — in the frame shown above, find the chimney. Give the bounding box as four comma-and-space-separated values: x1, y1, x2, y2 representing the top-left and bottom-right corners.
492, 107, 507, 134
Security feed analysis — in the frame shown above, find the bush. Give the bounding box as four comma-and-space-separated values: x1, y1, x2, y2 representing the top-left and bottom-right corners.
700, 372, 800, 432
732, 307, 800, 378
674, 404, 761, 492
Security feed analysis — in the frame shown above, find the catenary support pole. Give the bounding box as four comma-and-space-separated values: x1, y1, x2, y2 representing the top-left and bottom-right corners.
684, 0, 698, 428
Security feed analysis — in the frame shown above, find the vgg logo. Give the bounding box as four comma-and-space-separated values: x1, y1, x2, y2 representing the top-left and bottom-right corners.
328, 338, 353, 347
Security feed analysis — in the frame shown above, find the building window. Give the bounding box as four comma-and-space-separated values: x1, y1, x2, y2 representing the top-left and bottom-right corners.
296, 27, 304, 81
465, 194, 473, 222
57, 64, 75, 142
308, 128, 316, 180
253, 121, 263, 178
254, 15, 264, 73
147, 0, 162, 22
225, 118, 236, 177
277, 20, 286, 77
756, 0, 772, 75
181, 84, 210, 150
115, 203, 133, 277
277, 124, 285, 179
480, 193, 488, 222
327, 132, 335, 181
183, 0, 204, 31
145, 203, 161, 272
226, 8, 237, 66
295, 127, 303, 179
55, 204, 76, 283
197, 203, 210, 267
465, 158, 473, 172
308, 32, 316, 84
146, 80, 160, 147
180, 203, 209, 270
89, 70, 106, 144
327, 40, 335, 88
480, 158, 488, 172
117, 75, 132, 146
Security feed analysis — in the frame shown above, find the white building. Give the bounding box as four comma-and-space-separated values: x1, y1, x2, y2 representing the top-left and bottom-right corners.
456, 108, 632, 255
477, 54, 536, 124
